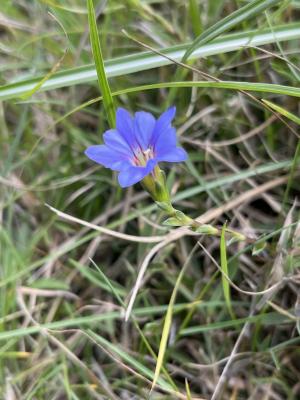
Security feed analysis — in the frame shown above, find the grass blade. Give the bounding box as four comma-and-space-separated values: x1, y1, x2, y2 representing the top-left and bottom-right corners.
188, 0, 202, 37
2, 23, 300, 100
183, 0, 282, 61
86, 330, 175, 393
262, 99, 300, 206
151, 246, 198, 392
0, 301, 227, 341
220, 224, 234, 318
54, 80, 300, 128
185, 378, 192, 400
262, 99, 300, 124
87, 0, 115, 127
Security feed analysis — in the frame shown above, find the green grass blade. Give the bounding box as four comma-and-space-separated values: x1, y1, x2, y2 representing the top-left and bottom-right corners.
2, 23, 300, 100
54, 81, 300, 128
88, 258, 125, 306
262, 99, 300, 124
262, 100, 300, 206
151, 246, 197, 391
87, 0, 115, 127
185, 379, 192, 400
182, 0, 282, 61
220, 224, 234, 318
181, 312, 290, 335
86, 330, 175, 392
0, 302, 228, 341
21, 51, 67, 100
0, 160, 293, 290
70, 259, 126, 297
188, 0, 202, 37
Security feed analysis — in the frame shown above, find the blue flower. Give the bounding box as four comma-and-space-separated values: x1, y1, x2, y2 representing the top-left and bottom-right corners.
85, 107, 187, 188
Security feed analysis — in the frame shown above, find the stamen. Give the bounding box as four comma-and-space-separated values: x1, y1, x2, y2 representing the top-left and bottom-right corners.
133, 147, 154, 166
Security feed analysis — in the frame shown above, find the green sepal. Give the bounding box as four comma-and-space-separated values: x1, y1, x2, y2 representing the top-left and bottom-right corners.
174, 210, 193, 225
154, 180, 170, 203
226, 228, 246, 242
192, 224, 219, 235
163, 217, 184, 227
163, 210, 193, 227
155, 201, 174, 213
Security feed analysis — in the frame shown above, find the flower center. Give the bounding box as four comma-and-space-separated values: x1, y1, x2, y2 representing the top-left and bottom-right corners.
133, 147, 154, 166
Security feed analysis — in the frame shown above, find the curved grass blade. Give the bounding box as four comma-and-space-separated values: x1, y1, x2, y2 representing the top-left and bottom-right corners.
1, 23, 300, 100
182, 0, 282, 61
262, 99, 300, 206
52, 81, 300, 130
86, 330, 176, 393
188, 0, 202, 37
151, 246, 198, 392
87, 0, 115, 127
21, 51, 67, 100
262, 99, 300, 124
220, 224, 234, 319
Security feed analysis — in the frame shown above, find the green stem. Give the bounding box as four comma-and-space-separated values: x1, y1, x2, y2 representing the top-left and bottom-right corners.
142, 169, 246, 241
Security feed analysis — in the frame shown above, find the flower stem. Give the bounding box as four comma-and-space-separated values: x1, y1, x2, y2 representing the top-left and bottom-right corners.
142, 168, 246, 241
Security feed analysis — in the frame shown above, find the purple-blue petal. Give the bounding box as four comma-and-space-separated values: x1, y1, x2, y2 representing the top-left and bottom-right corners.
151, 106, 176, 144
116, 108, 137, 149
85, 145, 131, 171
154, 126, 177, 154
118, 159, 157, 188
103, 129, 132, 156
156, 147, 188, 163
134, 111, 156, 150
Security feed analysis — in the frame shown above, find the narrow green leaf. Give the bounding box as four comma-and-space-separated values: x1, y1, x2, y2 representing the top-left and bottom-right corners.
21, 51, 67, 100
262, 99, 300, 125
188, 0, 202, 37
181, 312, 290, 335
87, 0, 115, 128
283, 139, 300, 206
262, 99, 300, 206
30, 278, 70, 291
182, 0, 282, 61
89, 258, 125, 306
86, 330, 175, 393
0, 301, 229, 341
185, 378, 192, 400
70, 259, 126, 296
220, 223, 234, 319
151, 246, 198, 391
2, 23, 300, 100
53, 81, 300, 130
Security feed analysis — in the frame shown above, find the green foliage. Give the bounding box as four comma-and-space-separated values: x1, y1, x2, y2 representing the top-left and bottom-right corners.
87, 0, 115, 128
1, 0, 299, 399
182, 0, 283, 61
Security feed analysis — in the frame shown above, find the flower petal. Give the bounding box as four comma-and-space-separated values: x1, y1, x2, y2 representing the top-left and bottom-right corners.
156, 147, 188, 163
154, 127, 177, 154
118, 159, 157, 188
116, 108, 137, 149
103, 129, 132, 156
151, 106, 176, 144
85, 145, 131, 171
134, 111, 156, 149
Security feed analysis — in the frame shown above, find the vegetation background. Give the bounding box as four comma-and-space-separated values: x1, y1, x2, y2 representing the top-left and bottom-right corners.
0, 0, 300, 399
